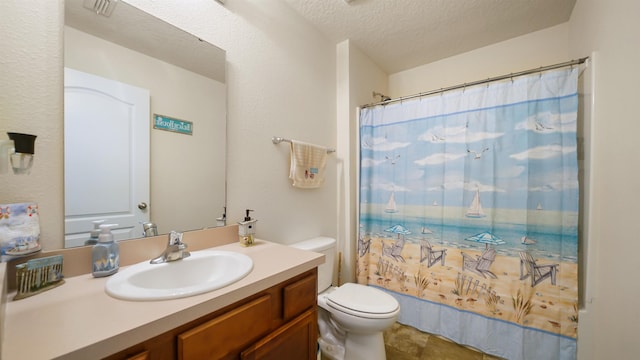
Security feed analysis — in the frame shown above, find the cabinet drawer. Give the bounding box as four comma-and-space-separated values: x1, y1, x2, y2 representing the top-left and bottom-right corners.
282, 273, 316, 320
178, 294, 272, 360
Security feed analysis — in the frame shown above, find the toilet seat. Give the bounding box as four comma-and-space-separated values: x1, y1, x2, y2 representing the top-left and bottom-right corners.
326, 283, 399, 319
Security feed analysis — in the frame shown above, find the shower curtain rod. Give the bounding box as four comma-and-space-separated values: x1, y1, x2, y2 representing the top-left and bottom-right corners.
360, 57, 589, 109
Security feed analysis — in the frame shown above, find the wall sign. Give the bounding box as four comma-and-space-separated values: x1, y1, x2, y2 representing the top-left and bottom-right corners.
153, 114, 193, 135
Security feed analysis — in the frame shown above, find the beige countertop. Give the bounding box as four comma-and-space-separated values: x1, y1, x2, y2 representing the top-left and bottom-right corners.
1, 239, 324, 360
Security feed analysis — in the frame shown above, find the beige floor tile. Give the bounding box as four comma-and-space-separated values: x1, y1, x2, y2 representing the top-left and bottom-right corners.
419, 335, 483, 360
321, 322, 504, 360
384, 322, 430, 357
386, 347, 420, 360
384, 323, 501, 360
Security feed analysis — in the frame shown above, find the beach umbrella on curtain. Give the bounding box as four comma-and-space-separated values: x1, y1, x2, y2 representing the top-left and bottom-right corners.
385, 224, 411, 240
464, 231, 505, 249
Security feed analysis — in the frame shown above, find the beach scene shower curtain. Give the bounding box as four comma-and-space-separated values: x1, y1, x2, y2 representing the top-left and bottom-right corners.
358, 68, 579, 359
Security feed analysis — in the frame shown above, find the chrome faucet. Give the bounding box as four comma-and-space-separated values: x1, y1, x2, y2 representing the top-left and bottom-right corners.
150, 231, 190, 264
142, 222, 158, 237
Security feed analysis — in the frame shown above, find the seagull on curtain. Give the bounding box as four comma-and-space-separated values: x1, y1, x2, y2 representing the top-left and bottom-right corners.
467, 147, 489, 159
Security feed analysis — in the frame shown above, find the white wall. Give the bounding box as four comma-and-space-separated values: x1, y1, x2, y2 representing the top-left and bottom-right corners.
568, 0, 640, 358
336, 40, 388, 283
0, 0, 64, 250
0, 0, 338, 250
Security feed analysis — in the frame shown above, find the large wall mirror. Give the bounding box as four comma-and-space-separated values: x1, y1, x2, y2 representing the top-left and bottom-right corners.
63, 0, 227, 248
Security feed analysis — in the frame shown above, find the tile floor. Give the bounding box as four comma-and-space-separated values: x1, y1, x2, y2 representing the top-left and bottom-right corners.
383, 323, 504, 360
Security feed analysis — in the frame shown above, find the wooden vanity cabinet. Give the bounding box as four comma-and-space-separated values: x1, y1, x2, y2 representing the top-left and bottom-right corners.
104, 269, 318, 360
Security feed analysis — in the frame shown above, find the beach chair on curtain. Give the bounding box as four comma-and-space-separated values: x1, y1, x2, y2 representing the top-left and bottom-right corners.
461, 248, 498, 278
382, 238, 405, 262
519, 251, 559, 287
358, 237, 371, 257
420, 240, 447, 267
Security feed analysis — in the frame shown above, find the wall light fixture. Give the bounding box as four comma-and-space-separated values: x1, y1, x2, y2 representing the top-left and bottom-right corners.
4, 133, 37, 175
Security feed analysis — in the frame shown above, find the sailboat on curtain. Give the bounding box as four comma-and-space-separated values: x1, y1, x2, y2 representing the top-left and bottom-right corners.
465, 188, 486, 218
385, 190, 399, 213
421, 226, 433, 234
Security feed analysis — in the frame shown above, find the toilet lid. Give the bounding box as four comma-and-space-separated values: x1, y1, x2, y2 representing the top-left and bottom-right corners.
326, 283, 399, 319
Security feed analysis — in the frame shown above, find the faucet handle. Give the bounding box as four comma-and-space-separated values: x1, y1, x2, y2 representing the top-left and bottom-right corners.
168, 231, 184, 245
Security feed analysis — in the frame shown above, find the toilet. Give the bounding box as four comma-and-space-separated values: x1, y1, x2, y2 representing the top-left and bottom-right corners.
292, 237, 400, 360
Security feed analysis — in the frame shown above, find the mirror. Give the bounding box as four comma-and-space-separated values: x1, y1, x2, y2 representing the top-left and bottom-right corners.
63, 0, 227, 248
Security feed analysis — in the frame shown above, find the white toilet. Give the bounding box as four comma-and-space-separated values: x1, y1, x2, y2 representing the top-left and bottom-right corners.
292, 237, 400, 360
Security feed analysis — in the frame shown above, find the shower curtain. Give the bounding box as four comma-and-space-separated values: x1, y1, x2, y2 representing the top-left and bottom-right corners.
358, 68, 579, 359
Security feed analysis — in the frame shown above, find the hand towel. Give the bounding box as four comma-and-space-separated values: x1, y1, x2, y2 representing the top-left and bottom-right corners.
289, 140, 327, 189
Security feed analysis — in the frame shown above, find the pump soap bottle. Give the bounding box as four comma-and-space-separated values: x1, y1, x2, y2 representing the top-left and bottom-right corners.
238, 209, 257, 247
92, 224, 120, 277
85, 220, 104, 246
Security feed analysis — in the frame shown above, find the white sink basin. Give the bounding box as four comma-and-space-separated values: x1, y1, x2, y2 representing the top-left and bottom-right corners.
105, 250, 253, 301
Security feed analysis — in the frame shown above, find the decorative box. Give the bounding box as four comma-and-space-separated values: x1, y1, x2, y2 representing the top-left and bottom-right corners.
0, 202, 42, 262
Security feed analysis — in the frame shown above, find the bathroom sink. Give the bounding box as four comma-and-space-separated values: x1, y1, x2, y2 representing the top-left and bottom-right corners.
105, 250, 253, 301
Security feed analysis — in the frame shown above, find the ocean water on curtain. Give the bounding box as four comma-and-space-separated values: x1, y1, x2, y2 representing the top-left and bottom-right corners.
361, 209, 578, 262
357, 68, 579, 360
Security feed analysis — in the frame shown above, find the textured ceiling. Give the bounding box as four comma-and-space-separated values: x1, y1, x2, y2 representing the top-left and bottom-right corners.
284, 0, 577, 74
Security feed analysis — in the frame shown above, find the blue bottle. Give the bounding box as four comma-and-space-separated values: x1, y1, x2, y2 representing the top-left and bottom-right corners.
92, 224, 119, 277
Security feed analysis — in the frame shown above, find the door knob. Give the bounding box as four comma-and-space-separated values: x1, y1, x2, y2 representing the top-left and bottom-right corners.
138, 202, 148, 210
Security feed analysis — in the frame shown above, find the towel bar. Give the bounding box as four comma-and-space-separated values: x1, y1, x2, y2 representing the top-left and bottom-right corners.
272, 136, 335, 153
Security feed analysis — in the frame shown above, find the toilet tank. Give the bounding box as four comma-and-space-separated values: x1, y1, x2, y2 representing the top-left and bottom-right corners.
290, 237, 335, 293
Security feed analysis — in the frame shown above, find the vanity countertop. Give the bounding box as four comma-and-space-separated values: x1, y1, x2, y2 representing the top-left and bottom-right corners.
1, 240, 324, 360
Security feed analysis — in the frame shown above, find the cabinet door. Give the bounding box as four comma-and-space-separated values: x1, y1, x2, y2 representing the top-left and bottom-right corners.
240, 308, 317, 360
178, 295, 272, 360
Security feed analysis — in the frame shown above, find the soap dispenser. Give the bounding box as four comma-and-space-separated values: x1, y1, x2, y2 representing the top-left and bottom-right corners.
92, 224, 120, 277
238, 209, 257, 247
85, 220, 104, 246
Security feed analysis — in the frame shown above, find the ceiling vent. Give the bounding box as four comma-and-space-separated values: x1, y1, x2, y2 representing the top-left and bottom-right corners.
83, 0, 119, 17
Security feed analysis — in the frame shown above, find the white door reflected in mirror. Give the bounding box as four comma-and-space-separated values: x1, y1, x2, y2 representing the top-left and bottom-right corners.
64, 68, 150, 247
